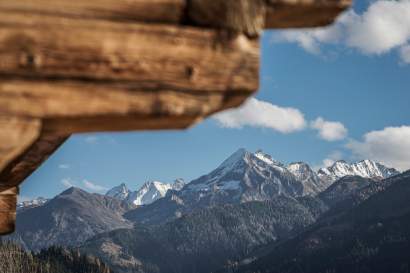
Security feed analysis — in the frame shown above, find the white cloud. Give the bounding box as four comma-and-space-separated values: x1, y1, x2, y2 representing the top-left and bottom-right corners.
61, 178, 76, 188
213, 98, 306, 133
83, 179, 108, 192
273, 0, 410, 63
311, 117, 348, 141
58, 164, 70, 169
347, 126, 410, 171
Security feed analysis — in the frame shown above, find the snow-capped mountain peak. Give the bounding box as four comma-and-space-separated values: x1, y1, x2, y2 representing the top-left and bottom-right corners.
254, 150, 283, 166
318, 159, 399, 183
105, 183, 130, 201
218, 148, 249, 170
287, 162, 330, 194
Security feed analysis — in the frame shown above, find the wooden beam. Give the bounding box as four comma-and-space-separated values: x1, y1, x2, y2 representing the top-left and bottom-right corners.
0, 0, 185, 24
188, 0, 266, 37
187, 0, 351, 37
265, 0, 352, 28
0, 187, 18, 235
0, 116, 41, 176
0, 0, 352, 35
0, 12, 259, 93
0, 80, 251, 121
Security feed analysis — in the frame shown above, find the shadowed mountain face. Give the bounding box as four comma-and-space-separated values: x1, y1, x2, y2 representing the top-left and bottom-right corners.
319, 175, 377, 207
11, 187, 134, 251
82, 195, 327, 273
233, 171, 410, 273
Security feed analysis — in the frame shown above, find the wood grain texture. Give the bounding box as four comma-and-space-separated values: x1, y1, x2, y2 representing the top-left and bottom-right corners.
265, 0, 352, 28
187, 0, 351, 35
188, 0, 266, 37
0, 0, 351, 35
0, 12, 259, 94
0, 133, 67, 189
0, 116, 41, 177
0, 187, 17, 235
0, 80, 250, 120
0, 0, 185, 24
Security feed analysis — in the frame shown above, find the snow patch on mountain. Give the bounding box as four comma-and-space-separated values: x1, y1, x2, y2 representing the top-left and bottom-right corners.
105, 183, 130, 200
17, 197, 48, 210
107, 179, 186, 206
318, 159, 399, 183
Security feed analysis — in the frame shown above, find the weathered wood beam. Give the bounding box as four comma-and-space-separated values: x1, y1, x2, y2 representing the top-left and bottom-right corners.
0, 116, 41, 177
0, 0, 352, 35
187, 0, 351, 36
0, 12, 259, 93
0, 0, 186, 24
0, 80, 249, 134
0, 117, 40, 235
265, 0, 351, 28
0, 130, 66, 235
0, 187, 18, 235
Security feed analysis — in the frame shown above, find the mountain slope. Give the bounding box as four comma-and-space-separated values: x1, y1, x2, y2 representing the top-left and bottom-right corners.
11, 187, 134, 251
318, 175, 376, 207
234, 171, 410, 273
0, 241, 112, 273
82, 195, 326, 273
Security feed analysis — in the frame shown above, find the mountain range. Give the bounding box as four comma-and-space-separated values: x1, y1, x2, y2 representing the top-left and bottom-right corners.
124, 149, 398, 225
8, 149, 406, 273
105, 179, 185, 206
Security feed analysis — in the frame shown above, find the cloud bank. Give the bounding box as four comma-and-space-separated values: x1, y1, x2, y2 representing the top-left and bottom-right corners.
274, 0, 410, 63
213, 98, 306, 133
347, 126, 410, 171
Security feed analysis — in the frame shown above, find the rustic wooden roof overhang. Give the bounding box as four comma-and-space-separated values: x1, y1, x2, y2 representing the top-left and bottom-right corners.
0, 0, 351, 235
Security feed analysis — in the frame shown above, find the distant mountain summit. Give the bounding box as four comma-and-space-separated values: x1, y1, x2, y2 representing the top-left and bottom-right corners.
105, 183, 130, 200
11, 187, 133, 251
106, 179, 185, 206
318, 159, 399, 183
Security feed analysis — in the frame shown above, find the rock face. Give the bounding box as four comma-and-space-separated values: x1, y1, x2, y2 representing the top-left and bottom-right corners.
11, 187, 134, 251
105, 183, 130, 201
318, 159, 399, 184
287, 162, 329, 195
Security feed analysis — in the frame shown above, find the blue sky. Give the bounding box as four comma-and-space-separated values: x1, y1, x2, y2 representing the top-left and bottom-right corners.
21, 0, 410, 200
